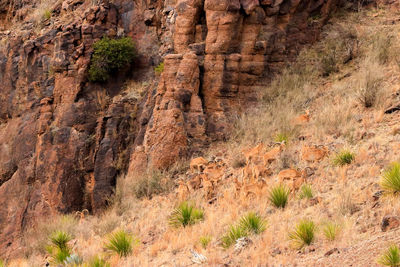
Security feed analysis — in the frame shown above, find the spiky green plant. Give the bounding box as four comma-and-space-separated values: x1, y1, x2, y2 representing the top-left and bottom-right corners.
322, 222, 340, 241
169, 202, 204, 227
378, 245, 400, 266
105, 230, 135, 257
0, 259, 5, 267
199, 236, 212, 249
50, 231, 72, 251
268, 184, 290, 208
380, 162, 400, 195
239, 212, 267, 235
332, 150, 355, 166
298, 183, 313, 199
89, 256, 111, 267
274, 133, 289, 144
289, 219, 316, 249
221, 225, 248, 248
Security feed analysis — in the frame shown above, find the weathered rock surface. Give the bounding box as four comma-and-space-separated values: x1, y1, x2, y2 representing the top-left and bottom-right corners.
0, 0, 341, 257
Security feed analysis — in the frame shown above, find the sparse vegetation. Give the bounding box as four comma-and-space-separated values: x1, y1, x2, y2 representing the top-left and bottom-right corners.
378, 245, 400, 267
356, 59, 385, 108
274, 133, 289, 144
221, 225, 248, 248
239, 212, 267, 235
380, 162, 400, 195
288, 219, 316, 249
298, 184, 313, 199
105, 230, 136, 257
199, 236, 212, 249
131, 170, 174, 199
322, 222, 340, 241
268, 184, 290, 208
43, 9, 51, 21
89, 37, 136, 82
89, 256, 111, 267
169, 202, 204, 227
154, 62, 164, 75
333, 150, 355, 166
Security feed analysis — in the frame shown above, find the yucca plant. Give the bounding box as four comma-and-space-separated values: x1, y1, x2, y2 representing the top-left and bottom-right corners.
239, 212, 267, 235
89, 256, 111, 267
199, 236, 212, 249
322, 222, 340, 241
289, 219, 316, 249
274, 133, 289, 144
380, 162, 400, 195
46, 230, 72, 264
332, 150, 355, 166
298, 184, 313, 199
268, 184, 290, 208
378, 244, 400, 266
221, 225, 248, 248
169, 202, 204, 227
105, 230, 135, 257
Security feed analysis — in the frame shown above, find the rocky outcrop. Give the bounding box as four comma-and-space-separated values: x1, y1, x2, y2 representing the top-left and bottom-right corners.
0, 0, 341, 257
130, 0, 340, 169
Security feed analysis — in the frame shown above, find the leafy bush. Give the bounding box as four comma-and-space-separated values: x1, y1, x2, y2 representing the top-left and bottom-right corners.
89, 37, 136, 82
154, 62, 164, 75
199, 236, 211, 249
380, 162, 400, 195
288, 219, 316, 249
298, 184, 313, 199
46, 230, 72, 264
169, 202, 204, 227
333, 150, 355, 166
322, 222, 340, 241
239, 212, 267, 235
221, 225, 248, 248
378, 245, 400, 267
105, 230, 136, 257
268, 184, 290, 208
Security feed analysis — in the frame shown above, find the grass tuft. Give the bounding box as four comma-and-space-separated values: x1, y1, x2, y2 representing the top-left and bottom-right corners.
274, 133, 289, 144
378, 244, 400, 267
105, 230, 136, 257
298, 184, 313, 199
289, 219, 316, 249
322, 222, 340, 241
239, 212, 267, 235
199, 236, 212, 249
169, 202, 204, 227
268, 184, 290, 208
380, 162, 400, 196
89, 256, 111, 267
333, 150, 355, 166
221, 225, 248, 248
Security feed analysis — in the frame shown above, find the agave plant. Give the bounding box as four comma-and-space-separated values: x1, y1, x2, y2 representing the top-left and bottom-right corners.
169, 202, 204, 227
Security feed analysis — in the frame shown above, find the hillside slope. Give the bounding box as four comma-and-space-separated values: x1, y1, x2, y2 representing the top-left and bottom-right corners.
5, 2, 400, 266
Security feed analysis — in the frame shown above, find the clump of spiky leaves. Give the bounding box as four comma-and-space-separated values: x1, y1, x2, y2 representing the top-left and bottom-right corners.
89, 256, 111, 267
289, 219, 316, 249
46, 231, 72, 264
221, 225, 248, 248
268, 184, 290, 208
274, 132, 289, 144
199, 236, 212, 249
298, 183, 313, 199
322, 222, 340, 241
169, 202, 204, 227
105, 230, 136, 257
380, 162, 400, 196
378, 244, 400, 267
332, 150, 355, 166
239, 212, 267, 235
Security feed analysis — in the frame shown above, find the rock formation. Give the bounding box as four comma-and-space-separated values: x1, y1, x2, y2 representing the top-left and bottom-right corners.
0, 0, 341, 257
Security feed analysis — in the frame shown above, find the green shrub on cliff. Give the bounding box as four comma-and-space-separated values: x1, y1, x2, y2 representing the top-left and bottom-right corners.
88, 37, 136, 82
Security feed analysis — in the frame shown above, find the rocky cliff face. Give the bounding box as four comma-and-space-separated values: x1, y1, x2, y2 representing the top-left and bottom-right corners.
0, 0, 339, 256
